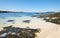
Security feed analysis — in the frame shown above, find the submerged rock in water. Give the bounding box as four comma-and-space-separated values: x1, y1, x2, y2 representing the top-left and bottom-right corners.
23, 20, 30, 23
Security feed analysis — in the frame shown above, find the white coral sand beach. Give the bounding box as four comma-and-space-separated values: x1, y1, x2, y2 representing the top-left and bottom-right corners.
0, 16, 60, 38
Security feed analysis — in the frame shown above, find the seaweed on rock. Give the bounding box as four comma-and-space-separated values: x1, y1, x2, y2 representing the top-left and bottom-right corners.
0, 26, 40, 38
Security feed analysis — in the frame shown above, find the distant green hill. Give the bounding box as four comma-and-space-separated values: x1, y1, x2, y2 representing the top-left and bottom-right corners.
0, 11, 8, 13
0, 11, 24, 13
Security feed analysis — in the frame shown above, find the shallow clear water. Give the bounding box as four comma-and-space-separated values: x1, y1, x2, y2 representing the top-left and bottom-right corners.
0, 12, 38, 27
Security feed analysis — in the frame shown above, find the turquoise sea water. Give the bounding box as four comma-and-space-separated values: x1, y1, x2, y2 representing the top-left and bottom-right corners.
0, 12, 37, 18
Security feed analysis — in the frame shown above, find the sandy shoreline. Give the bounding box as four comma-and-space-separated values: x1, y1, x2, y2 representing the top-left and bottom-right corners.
0, 16, 60, 38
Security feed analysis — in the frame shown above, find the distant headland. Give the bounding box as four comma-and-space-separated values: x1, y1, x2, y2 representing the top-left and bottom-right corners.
0, 10, 24, 13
